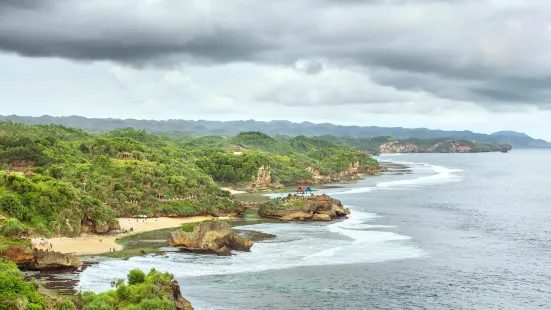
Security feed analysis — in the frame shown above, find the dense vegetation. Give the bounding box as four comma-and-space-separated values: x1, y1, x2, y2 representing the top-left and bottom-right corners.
0, 122, 379, 237
0, 123, 234, 236
0, 260, 187, 310
0, 258, 45, 309
191, 132, 379, 183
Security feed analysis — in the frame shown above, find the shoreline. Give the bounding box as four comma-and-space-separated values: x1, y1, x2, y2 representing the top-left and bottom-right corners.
32, 216, 232, 256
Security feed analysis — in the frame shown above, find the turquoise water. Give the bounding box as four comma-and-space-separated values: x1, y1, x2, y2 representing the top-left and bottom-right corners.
78, 149, 551, 309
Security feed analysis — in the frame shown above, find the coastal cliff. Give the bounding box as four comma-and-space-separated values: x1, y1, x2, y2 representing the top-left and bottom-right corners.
258, 194, 350, 221
378, 139, 512, 154
236, 162, 385, 192
305, 162, 385, 184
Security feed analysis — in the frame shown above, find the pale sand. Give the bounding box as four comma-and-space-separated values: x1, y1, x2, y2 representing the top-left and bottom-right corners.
221, 187, 247, 195
31, 216, 229, 255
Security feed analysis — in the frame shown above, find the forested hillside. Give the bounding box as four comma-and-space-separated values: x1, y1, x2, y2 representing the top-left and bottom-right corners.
2, 115, 548, 147
0, 122, 379, 237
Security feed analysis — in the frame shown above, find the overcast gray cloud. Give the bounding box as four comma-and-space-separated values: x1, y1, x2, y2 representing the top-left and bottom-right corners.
1, 0, 550, 108
0, 0, 550, 138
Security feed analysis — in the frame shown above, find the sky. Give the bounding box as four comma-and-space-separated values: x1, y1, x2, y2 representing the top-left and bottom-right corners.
0, 0, 550, 140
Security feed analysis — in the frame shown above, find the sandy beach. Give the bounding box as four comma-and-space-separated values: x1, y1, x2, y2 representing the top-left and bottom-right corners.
221, 187, 247, 195
32, 216, 228, 255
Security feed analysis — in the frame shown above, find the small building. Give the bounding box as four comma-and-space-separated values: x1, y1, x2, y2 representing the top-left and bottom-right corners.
0, 215, 7, 221
296, 185, 312, 194
121, 152, 132, 159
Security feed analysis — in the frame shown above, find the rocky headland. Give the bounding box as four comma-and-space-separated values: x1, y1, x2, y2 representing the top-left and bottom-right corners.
168, 221, 254, 256
235, 163, 386, 192
379, 139, 513, 154
258, 194, 350, 221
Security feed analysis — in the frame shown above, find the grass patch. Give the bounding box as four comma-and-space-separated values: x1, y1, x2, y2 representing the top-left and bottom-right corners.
103, 247, 162, 259
180, 223, 196, 232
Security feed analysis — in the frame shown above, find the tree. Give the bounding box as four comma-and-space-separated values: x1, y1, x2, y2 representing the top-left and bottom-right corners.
127, 269, 146, 285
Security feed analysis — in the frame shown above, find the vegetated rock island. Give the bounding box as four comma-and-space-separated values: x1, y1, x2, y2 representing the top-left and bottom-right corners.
258, 194, 350, 222
168, 221, 254, 256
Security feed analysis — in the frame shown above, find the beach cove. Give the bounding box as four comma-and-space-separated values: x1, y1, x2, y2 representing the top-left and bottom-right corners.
31, 216, 231, 255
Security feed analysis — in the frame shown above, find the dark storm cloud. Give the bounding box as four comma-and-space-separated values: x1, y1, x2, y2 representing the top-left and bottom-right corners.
0, 26, 270, 65
0, 0, 550, 109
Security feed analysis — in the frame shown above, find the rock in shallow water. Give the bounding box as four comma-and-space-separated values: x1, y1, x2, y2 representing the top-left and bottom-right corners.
29, 248, 82, 270
258, 194, 351, 222
168, 222, 253, 256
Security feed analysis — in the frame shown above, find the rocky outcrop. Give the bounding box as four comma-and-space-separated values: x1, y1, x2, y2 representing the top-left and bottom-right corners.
171, 280, 194, 310
81, 219, 121, 234
258, 194, 350, 221
251, 165, 272, 189
306, 166, 333, 183
0, 245, 33, 265
168, 222, 253, 256
379, 140, 513, 154
28, 248, 81, 270
304, 162, 383, 184
1, 245, 82, 270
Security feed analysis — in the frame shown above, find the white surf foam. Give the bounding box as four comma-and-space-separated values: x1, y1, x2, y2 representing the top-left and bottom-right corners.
267, 160, 463, 198
330, 161, 463, 195
78, 209, 424, 293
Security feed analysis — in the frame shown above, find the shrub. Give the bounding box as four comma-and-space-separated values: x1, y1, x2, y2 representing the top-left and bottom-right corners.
146, 269, 174, 286
180, 223, 195, 233
127, 269, 146, 285
57, 299, 77, 310
1, 218, 25, 237
134, 298, 175, 310
0, 195, 30, 220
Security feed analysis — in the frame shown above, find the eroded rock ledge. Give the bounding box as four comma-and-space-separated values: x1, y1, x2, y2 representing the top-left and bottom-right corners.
1, 246, 81, 270
258, 194, 350, 221
168, 222, 253, 256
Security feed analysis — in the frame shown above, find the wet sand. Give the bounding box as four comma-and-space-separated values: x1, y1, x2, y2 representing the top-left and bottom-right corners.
32, 216, 229, 255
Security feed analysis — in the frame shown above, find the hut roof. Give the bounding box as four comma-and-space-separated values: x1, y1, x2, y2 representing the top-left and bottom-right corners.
0, 215, 7, 220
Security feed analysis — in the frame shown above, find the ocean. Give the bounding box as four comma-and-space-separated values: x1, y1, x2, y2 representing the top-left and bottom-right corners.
77, 149, 551, 309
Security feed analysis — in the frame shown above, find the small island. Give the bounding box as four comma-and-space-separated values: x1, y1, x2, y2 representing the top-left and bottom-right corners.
258, 194, 350, 222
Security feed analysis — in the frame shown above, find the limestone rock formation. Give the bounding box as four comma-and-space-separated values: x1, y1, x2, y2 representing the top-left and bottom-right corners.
81, 219, 121, 234
258, 194, 350, 222
304, 161, 382, 184
28, 248, 82, 270
0, 245, 33, 265
168, 222, 253, 256
251, 165, 272, 189
379, 140, 513, 154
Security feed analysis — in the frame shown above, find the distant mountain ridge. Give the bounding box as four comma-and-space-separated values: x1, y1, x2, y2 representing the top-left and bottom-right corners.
1, 115, 549, 147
